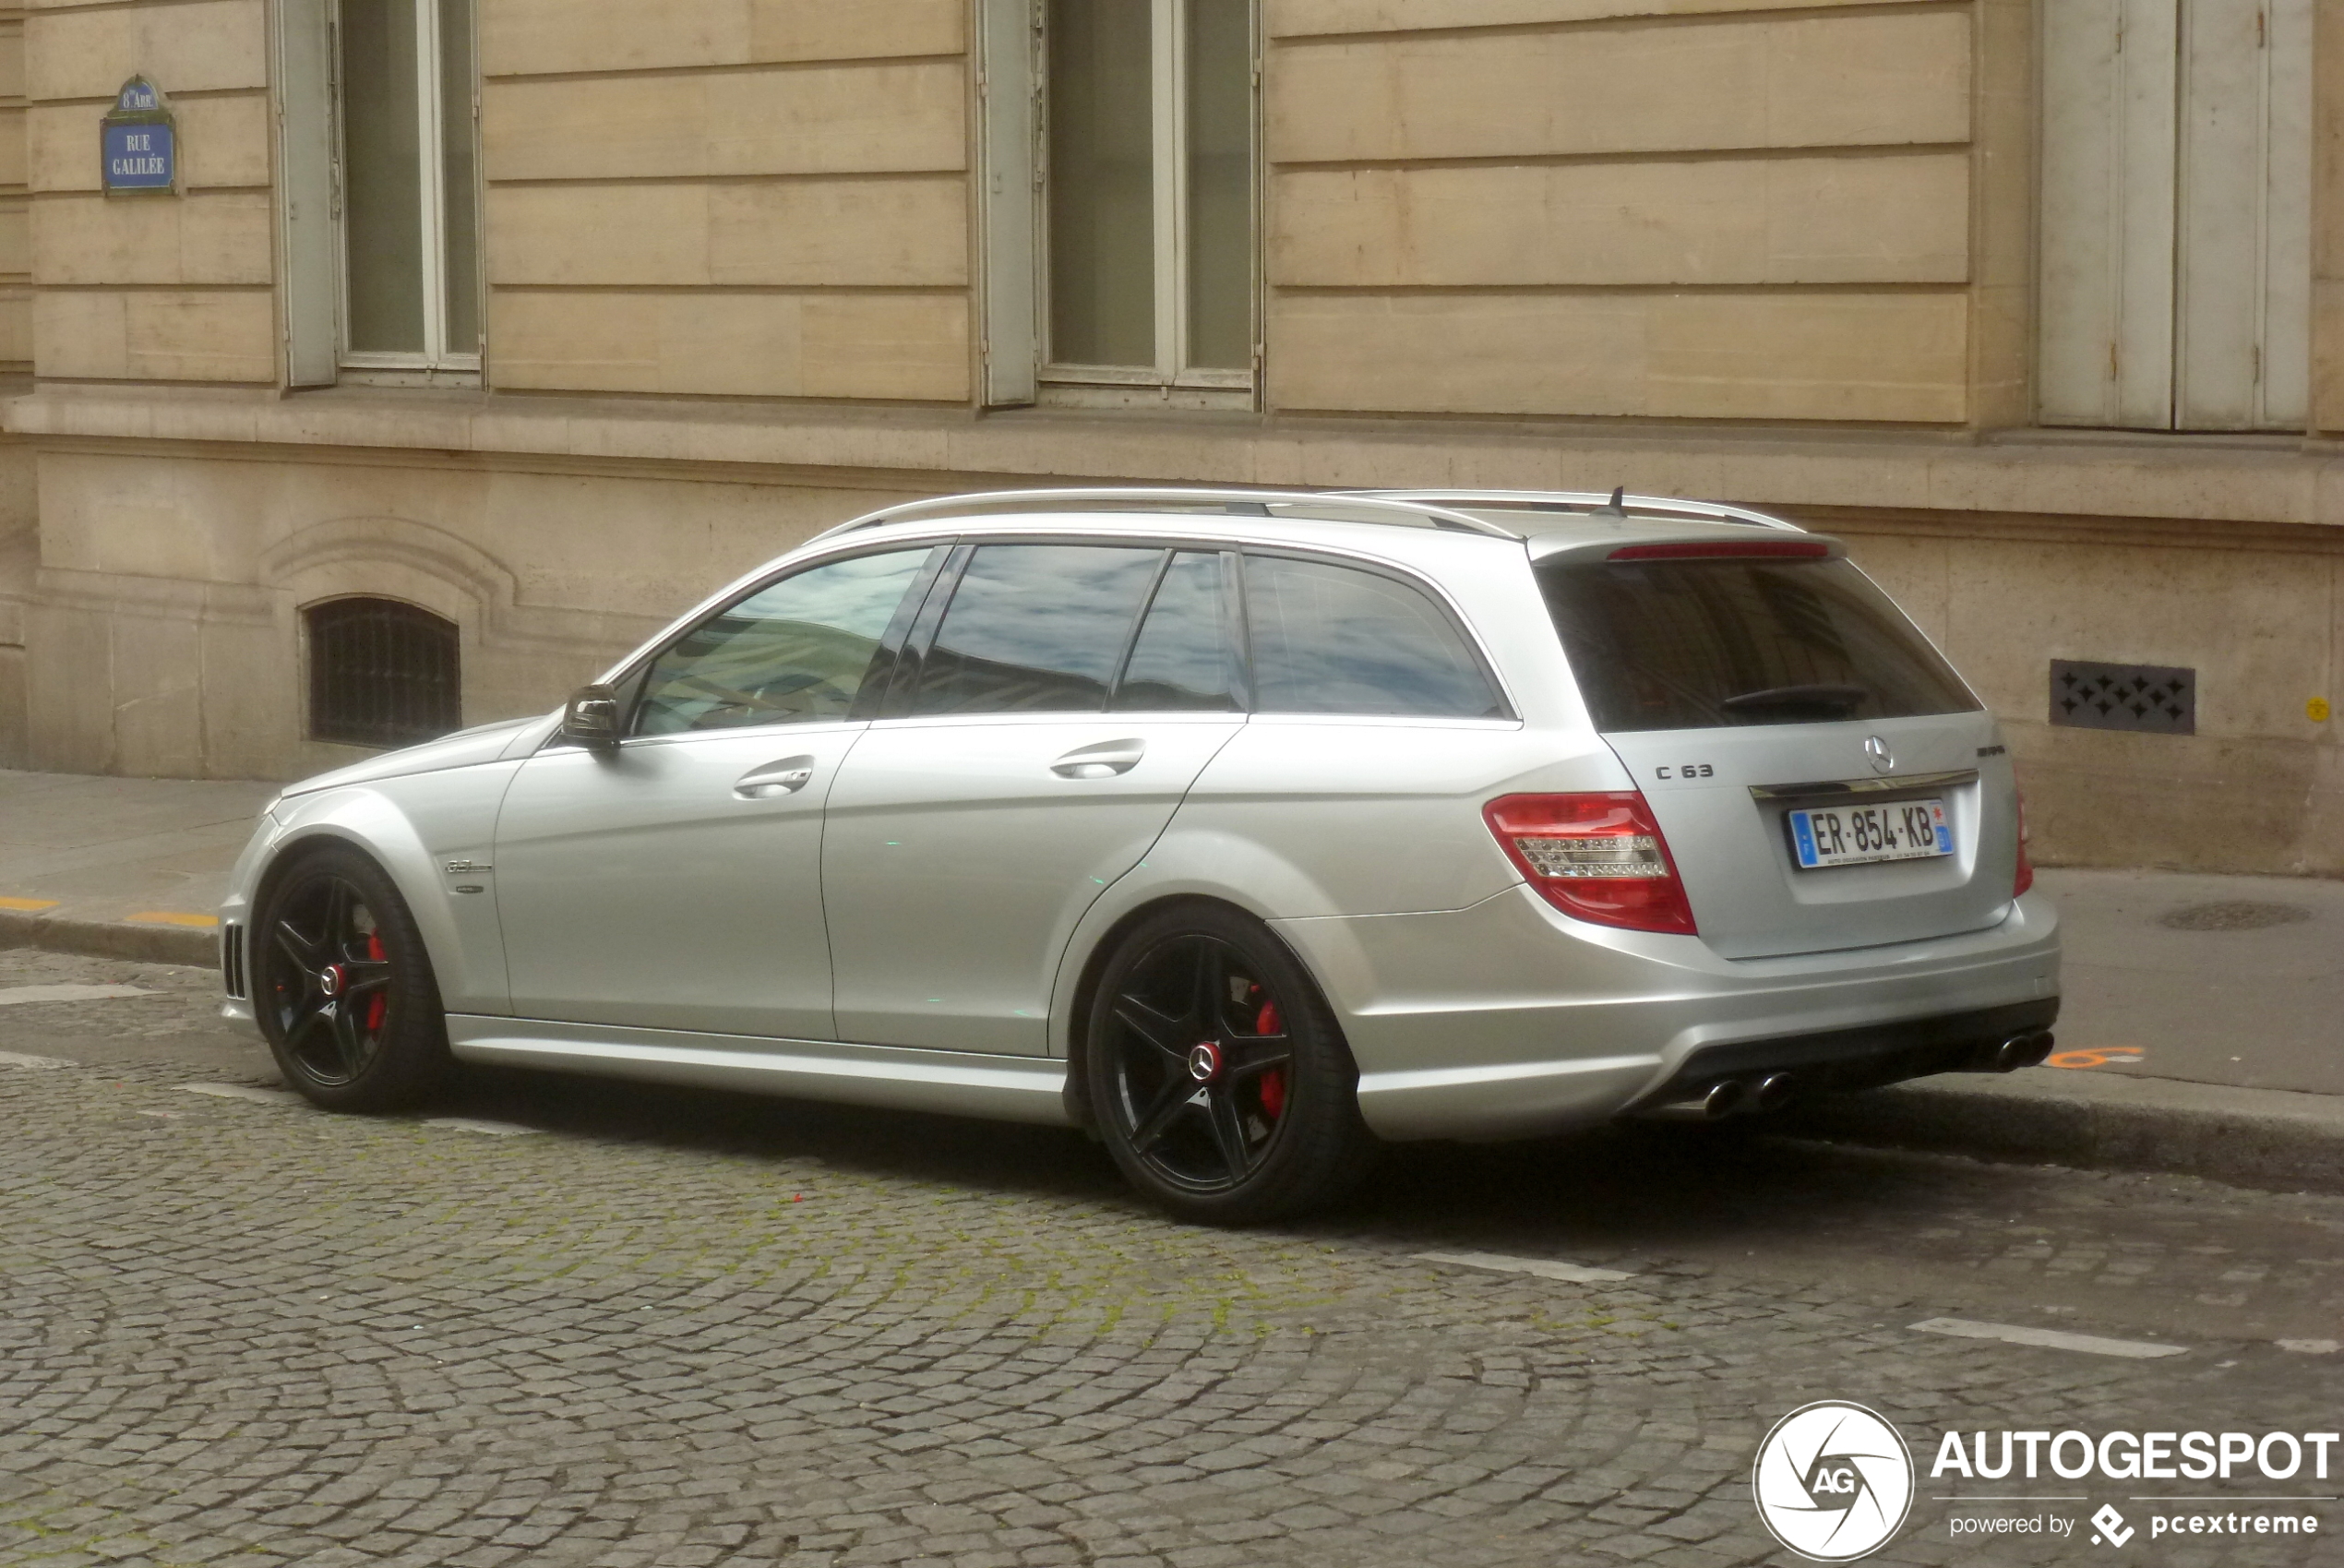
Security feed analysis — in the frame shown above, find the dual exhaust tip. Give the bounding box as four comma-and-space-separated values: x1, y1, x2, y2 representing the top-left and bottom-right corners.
1697, 1071, 1800, 1120
1676, 1030, 2056, 1120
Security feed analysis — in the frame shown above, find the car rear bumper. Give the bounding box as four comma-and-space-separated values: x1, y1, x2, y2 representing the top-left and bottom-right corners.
1272, 883, 2061, 1141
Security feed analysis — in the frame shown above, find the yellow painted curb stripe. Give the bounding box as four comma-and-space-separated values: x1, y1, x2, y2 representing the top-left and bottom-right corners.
0, 895, 61, 913
127, 911, 220, 928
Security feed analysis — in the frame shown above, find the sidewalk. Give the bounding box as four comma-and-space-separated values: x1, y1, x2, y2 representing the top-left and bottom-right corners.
2, 766, 2338, 1186
0, 769, 276, 963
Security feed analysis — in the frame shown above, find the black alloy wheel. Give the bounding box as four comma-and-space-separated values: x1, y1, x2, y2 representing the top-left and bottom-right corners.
1087, 904, 1376, 1224
256, 847, 450, 1111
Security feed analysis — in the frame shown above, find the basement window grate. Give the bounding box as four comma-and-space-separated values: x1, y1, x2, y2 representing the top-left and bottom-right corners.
306, 598, 461, 748
2049, 660, 2195, 736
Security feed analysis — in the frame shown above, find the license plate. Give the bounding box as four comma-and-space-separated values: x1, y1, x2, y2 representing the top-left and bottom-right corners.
1788, 799, 1952, 870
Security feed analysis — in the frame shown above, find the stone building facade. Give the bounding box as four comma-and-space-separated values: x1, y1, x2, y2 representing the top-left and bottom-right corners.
0, 0, 2338, 874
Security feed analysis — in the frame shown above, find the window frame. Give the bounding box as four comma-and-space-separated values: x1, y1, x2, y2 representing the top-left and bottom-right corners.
1031, 0, 1262, 401
331, 0, 484, 377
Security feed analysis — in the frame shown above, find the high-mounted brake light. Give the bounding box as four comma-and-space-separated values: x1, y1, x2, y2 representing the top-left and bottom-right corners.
1483, 792, 1699, 936
1607, 540, 1831, 561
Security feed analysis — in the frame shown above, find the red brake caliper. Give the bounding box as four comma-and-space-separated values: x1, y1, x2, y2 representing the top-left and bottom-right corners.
1250, 985, 1286, 1119
364, 932, 388, 1032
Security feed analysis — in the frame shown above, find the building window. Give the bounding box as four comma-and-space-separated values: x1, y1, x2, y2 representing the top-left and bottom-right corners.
2039, 0, 2309, 430
306, 599, 461, 748
337, 0, 481, 372
1041, 0, 1256, 395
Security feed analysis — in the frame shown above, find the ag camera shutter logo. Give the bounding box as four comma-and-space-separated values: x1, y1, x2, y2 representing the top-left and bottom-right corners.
1752, 1401, 1916, 1562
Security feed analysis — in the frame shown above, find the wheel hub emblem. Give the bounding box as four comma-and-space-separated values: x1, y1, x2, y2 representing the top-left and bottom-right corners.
1187, 1042, 1222, 1083
317, 965, 344, 998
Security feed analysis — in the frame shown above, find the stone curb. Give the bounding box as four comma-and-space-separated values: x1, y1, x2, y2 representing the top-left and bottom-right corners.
1778, 1071, 2344, 1196
0, 908, 218, 968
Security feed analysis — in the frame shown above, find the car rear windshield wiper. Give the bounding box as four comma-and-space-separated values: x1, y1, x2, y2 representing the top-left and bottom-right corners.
1719, 683, 1870, 715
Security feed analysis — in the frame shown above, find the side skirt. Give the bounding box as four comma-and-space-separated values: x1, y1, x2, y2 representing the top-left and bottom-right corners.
445, 1016, 1073, 1127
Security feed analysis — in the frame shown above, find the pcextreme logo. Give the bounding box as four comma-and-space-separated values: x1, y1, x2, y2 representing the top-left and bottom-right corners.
1752, 1401, 1917, 1562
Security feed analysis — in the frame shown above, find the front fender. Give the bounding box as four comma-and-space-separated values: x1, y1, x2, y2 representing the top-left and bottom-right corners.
250, 764, 520, 1015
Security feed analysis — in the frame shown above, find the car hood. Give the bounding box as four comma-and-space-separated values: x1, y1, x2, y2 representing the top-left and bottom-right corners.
279, 713, 554, 799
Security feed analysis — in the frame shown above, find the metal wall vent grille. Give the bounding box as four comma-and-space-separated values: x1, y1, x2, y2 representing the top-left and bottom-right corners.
306, 598, 461, 749
2050, 660, 2195, 735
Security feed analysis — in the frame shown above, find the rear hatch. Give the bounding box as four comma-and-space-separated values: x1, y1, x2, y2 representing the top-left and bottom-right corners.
1535, 531, 2020, 960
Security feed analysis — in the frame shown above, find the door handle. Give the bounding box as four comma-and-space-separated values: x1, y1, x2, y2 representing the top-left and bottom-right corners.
735, 755, 817, 798
1051, 738, 1145, 779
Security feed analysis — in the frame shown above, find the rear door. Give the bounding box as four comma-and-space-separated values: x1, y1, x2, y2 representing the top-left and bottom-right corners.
1537, 543, 2020, 959
821, 542, 1246, 1056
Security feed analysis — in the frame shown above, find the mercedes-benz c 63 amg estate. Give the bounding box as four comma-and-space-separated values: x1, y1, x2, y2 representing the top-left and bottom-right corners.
220, 488, 2059, 1222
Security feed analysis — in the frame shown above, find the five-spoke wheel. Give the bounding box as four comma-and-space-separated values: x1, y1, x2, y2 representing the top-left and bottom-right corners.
266, 869, 395, 1085
255, 846, 450, 1110
1086, 904, 1376, 1223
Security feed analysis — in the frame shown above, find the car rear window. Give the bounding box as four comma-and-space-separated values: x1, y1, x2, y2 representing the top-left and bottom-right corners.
1537, 556, 1979, 732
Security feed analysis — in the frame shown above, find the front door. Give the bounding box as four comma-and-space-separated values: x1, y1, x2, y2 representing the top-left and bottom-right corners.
492, 545, 940, 1039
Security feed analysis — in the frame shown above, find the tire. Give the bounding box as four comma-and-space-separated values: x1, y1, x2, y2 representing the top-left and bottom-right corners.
253, 844, 452, 1112
1084, 903, 1377, 1225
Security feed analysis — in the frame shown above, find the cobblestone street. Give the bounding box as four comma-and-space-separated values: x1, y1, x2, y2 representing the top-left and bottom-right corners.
3, 953, 2339, 1567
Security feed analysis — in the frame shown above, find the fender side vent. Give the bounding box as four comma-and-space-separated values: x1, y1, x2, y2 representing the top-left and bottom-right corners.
221, 921, 247, 999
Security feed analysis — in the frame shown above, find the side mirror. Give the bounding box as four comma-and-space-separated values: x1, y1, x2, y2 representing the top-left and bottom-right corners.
561, 684, 621, 748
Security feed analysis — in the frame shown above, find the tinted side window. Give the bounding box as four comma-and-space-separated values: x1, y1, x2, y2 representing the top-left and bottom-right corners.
1111, 551, 1239, 712
1537, 557, 1979, 732
911, 544, 1161, 715
1244, 555, 1502, 718
635, 549, 929, 735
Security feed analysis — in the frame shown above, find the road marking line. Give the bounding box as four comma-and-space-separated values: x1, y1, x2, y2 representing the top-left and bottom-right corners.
127, 911, 220, 928
2277, 1338, 2339, 1355
179, 1083, 300, 1106
422, 1117, 537, 1137
1911, 1317, 2185, 1359
1416, 1250, 1634, 1284
0, 895, 61, 913
0, 1050, 73, 1070
0, 984, 156, 1007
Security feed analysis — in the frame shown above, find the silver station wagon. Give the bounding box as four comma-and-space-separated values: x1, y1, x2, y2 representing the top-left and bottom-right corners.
220, 488, 2060, 1222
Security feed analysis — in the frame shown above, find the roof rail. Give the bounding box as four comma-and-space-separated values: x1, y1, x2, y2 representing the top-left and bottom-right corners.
1353, 489, 1807, 533
813, 486, 1522, 543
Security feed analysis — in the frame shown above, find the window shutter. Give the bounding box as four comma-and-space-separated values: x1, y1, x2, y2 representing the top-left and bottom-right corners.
2039, 0, 2179, 428
278, 0, 340, 387
977, 0, 1040, 407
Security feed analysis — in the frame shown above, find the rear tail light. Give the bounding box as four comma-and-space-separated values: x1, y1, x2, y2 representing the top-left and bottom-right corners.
2013, 784, 2035, 898
1483, 792, 1699, 935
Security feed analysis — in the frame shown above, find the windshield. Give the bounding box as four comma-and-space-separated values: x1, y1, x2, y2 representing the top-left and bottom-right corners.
1537, 556, 1979, 732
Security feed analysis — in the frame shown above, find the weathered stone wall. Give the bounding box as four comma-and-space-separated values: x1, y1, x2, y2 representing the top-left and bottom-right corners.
478, 0, 973, 401
25, 0, 274, 382
1262, 0, 1980, 423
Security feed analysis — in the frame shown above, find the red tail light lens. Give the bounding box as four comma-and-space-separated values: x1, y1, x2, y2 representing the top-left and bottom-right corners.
2013, 784, 2035, 898
1483, 792, 1698, 935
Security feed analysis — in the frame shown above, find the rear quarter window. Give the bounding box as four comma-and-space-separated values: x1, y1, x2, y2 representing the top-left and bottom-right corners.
1244, 554, 1505, 719
1538, 557, 1979, 732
